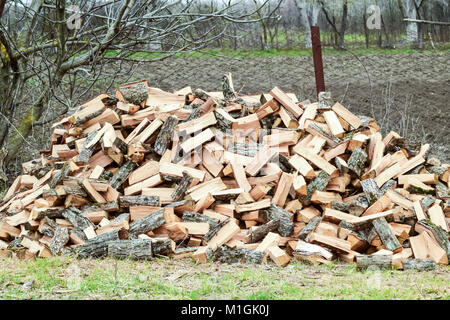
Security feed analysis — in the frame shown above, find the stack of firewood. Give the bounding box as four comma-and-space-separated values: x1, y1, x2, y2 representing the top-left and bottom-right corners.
0, 75, 448, 271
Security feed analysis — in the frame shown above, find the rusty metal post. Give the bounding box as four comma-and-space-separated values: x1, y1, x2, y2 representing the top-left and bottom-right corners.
311, 26, 325, 98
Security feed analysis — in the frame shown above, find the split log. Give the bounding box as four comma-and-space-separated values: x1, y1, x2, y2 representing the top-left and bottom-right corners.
128, 209, 165, 236
171, 172, 193, 201
245, 220, 280, 243
119, 195, 159, 207
297, 216, 322, 241
152, 238, 175, 256
107, 239, 152, 260
402, 258, 436, 271
154, 116, 178, 156
182, 211, 220, 228
356, 255, 392, 270
372, 217, 402, 253
294, 240, 333, 261
265, 204, 294, 237
72, 229, 128, 258
212, 246, 264, 264
110, 160, 137, 189
300, 171, 330, 205
348, 147, 367, 177
415, 220, 450, 258
62, 208, 95, 230
49, 226, 69, 256
360, 178, 383, 205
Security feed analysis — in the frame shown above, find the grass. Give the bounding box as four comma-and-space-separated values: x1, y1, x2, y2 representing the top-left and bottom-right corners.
0, 257, 448, 300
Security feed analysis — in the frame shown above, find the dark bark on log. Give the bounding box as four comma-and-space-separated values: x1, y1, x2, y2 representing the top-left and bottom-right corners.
244, 249, 265, 264
152, 238, 175, 256
203, 218, 229, 243
308, 122, 341, 147
298, 216, 322, 241
421, 195, 436, 210
356, 255, 392, 270
119, 195, 159, 208
279, 154, 295, 173
332, 201, 350, 212
107, 239, 152, 260
380, 179, 396, 193
173, 246, 200, 256
49, 163, 70, 188
182, 107, 203, 123
300, 171, 330, 205
62, 208, 95, 230
63, 185, 88, 197
128, 209, 165, 236
403, 258, 436, 271
212, 190, 242, 202
194, 88, 225, 107
260, 115, 274, 130
265, 204, 294, 237
335, 157, 349, 174
222, 73, 237, 101
182, 211, 220, 228
70, 228, 88, 242
211, 247, 264, 264
83, 200, 120, 213
212, 246, 245, 264
72, 229, 128, 258
161, 173, 182, 183
339, 220, 357, 232
351, 195, 369, 213
33, 207, 65, 220
165, 199, 195, 210
372, 217, 402, 252
77, 130, 99, 163
120, 83, 148, 105
361, 178, 383, 205
385, 137, 421, 157
112, 213, 130, 223
73, 109, 104, 126
348, 147, 367, 177
110, 160, 137, 190
50, 226, 69, 256
172, 172, 193, 201
416, 220, 450, 258
154, 116, 179, 156
114, 137, 128, 154
246, 219, 280, 243
227, 142, 261, 157
214, 109, 233, 131
436, 182, 449, 199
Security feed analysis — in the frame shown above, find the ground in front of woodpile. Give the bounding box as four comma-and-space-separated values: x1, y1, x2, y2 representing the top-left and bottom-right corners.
0, 257, 448, 299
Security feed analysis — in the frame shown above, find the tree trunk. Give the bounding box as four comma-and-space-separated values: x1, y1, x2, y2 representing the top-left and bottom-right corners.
363, 12, 369, 48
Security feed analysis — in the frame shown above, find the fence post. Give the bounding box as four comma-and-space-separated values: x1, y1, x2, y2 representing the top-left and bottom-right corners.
311, 26, 325, 98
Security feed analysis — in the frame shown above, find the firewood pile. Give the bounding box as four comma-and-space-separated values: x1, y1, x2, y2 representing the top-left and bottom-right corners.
0, 75, 449, 271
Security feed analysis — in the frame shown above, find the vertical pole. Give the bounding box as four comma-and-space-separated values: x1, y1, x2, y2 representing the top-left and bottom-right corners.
311, 26, 325, 98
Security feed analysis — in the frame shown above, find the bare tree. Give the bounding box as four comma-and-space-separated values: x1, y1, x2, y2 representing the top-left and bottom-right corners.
319, 0, 348, 50
0, 0, 277, 169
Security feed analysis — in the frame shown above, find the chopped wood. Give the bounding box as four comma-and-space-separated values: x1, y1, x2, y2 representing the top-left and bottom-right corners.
269, 86, 303, 118
1, 79, 447, 269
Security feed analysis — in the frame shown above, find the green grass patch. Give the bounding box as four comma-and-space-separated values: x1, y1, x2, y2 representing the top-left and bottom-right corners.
0, 257, 448, 300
